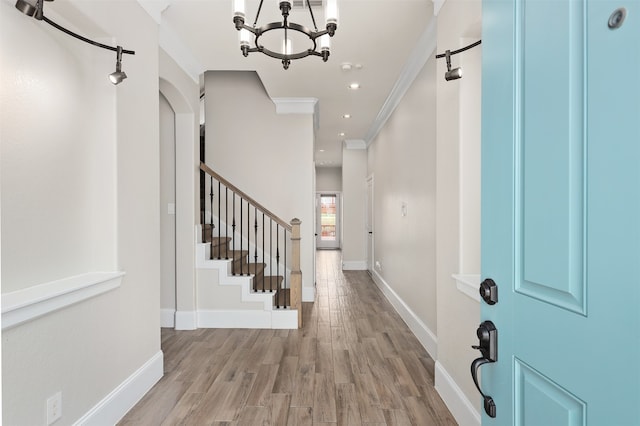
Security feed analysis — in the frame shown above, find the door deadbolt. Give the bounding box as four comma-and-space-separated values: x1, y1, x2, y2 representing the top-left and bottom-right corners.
480, 278, 498, 305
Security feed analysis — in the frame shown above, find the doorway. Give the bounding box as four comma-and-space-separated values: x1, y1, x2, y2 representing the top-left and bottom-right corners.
316, 192, 341, 249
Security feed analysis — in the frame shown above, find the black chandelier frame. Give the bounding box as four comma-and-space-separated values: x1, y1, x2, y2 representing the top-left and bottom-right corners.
234, 1, 337, 70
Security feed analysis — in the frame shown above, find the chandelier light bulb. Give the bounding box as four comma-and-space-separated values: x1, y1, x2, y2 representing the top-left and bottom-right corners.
282, 38, 293, 55
325, 0, 339, 25
233, 0, 245, 18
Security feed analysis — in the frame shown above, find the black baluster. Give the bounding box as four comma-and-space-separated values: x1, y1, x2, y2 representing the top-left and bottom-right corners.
262, 213, 265, 292
200, 169, 205, 245
218, 181, 221, 259
240, 197, 243, 276
232, 194, 236, 275
247, 200, 250, 276
225, 187, 229, 259
284, 232, 287, 308
270, 218, 273, 292
276, 224, 280, 309
254, 207, 258, 265
210, 176, 214, 260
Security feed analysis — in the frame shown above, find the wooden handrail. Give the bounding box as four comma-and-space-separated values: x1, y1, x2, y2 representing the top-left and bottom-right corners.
200, 162, 292, 231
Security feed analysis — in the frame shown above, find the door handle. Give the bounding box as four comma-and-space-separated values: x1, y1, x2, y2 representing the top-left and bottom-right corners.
470, 320, 497, 418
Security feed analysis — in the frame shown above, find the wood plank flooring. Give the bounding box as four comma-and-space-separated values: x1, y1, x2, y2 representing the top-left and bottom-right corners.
119, 250, 456, 425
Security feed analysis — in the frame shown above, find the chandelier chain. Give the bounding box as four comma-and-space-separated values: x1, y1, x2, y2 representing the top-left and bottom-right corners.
253, 0, 265, 27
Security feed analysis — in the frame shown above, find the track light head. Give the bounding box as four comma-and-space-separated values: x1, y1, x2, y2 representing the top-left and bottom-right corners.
445, 67, 463, 81
16, 0, 50, 19
108, 46, 127, 85
15, 0, 36, 16
444, 49, 463, 81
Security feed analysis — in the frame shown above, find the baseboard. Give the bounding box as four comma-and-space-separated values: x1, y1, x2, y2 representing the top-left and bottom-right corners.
197, 309, 273, 329
74, 351, 163, 425
434, 361, 481, 426
175, 310, 197, 330
160, 308, 175, 328
371, 270, 437, 359
302, 285, 316, 302
341, 260, 367, 271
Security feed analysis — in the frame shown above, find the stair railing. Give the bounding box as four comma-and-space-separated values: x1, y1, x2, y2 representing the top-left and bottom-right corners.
200, 162, 302, 326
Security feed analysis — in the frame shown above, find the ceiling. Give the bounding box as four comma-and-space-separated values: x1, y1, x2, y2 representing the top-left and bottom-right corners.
153, 0, 435, 167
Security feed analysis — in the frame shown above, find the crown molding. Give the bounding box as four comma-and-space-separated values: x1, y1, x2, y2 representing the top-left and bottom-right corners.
272, 98, 319, 114
344, 139, 366, 150
273, 98, 319, 129
364, 19, 436, 146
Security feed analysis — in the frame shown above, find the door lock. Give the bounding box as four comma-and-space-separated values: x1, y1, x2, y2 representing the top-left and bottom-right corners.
470, 320, 497, 418
480, 278, 498, 305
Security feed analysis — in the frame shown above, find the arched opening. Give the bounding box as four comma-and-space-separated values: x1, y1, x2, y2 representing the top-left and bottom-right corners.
159, 77, 198, 329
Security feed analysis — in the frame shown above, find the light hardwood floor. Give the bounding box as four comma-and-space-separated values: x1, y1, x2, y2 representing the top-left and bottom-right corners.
119, 250, 456, 425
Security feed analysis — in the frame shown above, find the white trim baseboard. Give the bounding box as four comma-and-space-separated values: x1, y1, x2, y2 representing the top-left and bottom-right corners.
74, 351, 164, 426
175, 310, 197, 330
302, 285, 316, 302
2, 271, 125, 330
370, 270, 437, 359
197, 309, 298, 329
160, 308, 175, 328
341, 260, 368, 271
434, 361, 481, 426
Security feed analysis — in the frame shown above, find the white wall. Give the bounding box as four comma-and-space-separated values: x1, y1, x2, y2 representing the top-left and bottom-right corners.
315, 166, 342, 192
366, 55, 438, 336
203, 71, 315, 300
435, 0, 482, 417
1, 0, 162, 423
1, 3, 117, 292
341, 148, 367, 268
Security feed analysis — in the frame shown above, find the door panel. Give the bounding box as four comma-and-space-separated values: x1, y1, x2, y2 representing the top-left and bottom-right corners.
518, 0, 586, 314
481, 0, 639, 425
316, 193, 340, 249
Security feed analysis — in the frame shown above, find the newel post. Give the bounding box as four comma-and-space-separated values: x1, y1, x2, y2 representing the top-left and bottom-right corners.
290, 218, 302, 328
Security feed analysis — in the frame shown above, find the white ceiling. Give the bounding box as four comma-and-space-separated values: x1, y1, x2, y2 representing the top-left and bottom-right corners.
153, 0, 435, 167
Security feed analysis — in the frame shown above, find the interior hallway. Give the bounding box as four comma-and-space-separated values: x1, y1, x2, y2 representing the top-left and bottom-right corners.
120, 250, 455, 425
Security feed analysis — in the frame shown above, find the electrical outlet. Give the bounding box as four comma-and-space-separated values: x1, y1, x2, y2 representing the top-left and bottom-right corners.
375, 260, 382, 271
47, 392, 62, 425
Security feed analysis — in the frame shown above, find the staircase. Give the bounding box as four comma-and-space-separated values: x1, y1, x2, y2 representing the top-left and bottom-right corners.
197, 163, 302, 329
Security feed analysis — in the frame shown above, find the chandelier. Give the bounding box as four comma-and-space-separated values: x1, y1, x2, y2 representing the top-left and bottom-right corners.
233, 0, 338, 70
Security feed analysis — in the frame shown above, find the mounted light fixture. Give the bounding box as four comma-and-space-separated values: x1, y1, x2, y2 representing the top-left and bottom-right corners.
444, 50, 462, 81
15, 0, 135, 85
436, 40, 481, 82
233, 0, 339, 70
109, 46, 127, 85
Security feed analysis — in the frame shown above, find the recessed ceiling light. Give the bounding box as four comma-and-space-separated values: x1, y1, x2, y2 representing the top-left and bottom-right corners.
319, 149, 325, 152
343, 114, 351, 119
349, 83, 360, 90
339, 132, 345, 136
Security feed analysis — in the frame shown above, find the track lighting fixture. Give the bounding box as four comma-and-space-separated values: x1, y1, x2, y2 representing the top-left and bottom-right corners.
109, 46, 127, 85
15, 0, 135, 84
444, 50, 462, 81
436, 40, 481, 82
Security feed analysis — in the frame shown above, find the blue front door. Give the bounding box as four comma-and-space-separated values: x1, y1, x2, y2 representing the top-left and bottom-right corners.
480, 0, 639, 424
